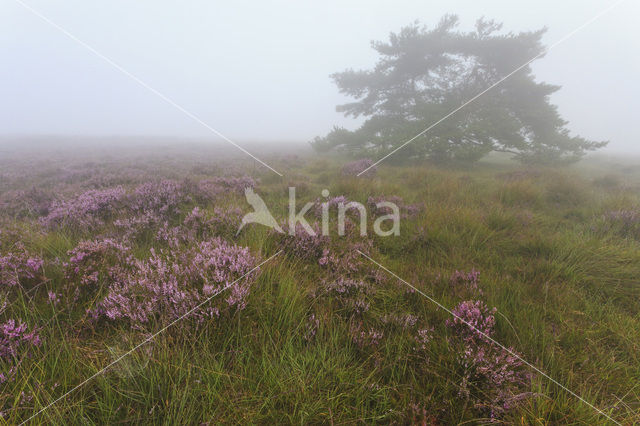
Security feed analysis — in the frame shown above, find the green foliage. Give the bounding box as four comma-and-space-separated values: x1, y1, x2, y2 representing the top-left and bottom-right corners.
2, 153, 640, 424
312, 15, 606, 163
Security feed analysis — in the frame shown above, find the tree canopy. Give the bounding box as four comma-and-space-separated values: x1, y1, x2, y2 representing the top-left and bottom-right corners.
312, 15, 606, 164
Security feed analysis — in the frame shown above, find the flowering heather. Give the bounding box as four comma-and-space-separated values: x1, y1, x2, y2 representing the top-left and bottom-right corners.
341, 159, 377, 177
195, 180, 226, 201
414, 327, 434, 351
446, 300, 496, 344
92, 252, 203, 326
209, 206, 244, 236
41, 186, 126, 230
184, 206, 244, 239
91, 238, 258, 328
604, 209, 640, 223
64, 239, 133, 289
303, 313, 320, 343
130, 180, 188, 217
447, 299, 530, 417
0, 246, 44, 288
0, 187, 54, 218
319, 239, 373, 275
208, 175, 258, 193
602, 209, 640, 239
350, 323, 384, 349
113, 211, 163, 242
183, 206, 207, 229
183, 239, 257, 310
194, 176, 257, 201
321, 277, 373, 315
367, 195, 422, 219
323, 277, 372, 296
381, 313, 419, 330
458, 342, 530, 418
279, 222, 329, 261
0, 319, 40, 371
449, 269, 483, 296
48, 291, 61, 306
311, 195, 349, 218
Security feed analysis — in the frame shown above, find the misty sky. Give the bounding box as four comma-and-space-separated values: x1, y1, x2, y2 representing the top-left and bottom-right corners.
1, 0, 638, 152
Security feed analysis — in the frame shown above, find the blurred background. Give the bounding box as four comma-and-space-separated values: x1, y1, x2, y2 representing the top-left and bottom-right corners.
1, 0, 638, 152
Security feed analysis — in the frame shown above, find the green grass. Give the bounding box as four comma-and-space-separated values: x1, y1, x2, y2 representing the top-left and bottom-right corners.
1, 152, 640, 424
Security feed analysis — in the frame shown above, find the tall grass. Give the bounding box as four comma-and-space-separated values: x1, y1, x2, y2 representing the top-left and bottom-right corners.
1, 151, 639, 424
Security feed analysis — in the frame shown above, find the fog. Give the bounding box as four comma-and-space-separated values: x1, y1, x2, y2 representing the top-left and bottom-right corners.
1, 0, 638, 152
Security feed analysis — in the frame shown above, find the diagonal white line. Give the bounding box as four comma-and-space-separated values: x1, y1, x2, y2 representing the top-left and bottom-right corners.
20, 250, 282, 425
356, 249, 621, 425
12, 0, 283, 177
357, 0, 629, 176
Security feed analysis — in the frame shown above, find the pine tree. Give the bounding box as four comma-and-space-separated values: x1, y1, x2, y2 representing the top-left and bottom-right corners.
312, 15, 606, 164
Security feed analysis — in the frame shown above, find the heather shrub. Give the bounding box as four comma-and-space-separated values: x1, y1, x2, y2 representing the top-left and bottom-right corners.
446, 300, 496, 344
318, 238, 373, 276
457, 342, 531, 418
349, 322, 383, 349
367, 195, 422, 219
0, 319, 41, 384
311, 195, 349, 218
113, 211, 163, 242
183, 206, 243, 239
91, 238, 259, 329
600, 209, 640, 240
381, 313, 419, 330
449, 269, 483, 298
317, 277, 374, 318
303, 313, 320, 343
0, 245, 44, 288
278, 222, 329, 261
114, 205, 244, 248
0, 187, 54, 218
195, 180, 226, 201
41, 187, 126, 230
130, 180, 188, 217
447, 300, 531, 418
341, 159, 376, 177
64, 239, 133, 290
208, 175, 258, 193
413, 327, 433, 352
195, 175, 257, 201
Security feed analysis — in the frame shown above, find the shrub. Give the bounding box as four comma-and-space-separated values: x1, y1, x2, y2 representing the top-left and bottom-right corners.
41, 187, 126, 230
449, 269, 483, 297
278, 222, 329, 261
90, 238, 258, 329
341, 159, 376, 177
0, 245, 44, 288
446, 300, 496, 344
319, 277, 373, 316
447, 300, 531, 418
0, 319, 41, 384
0, 187, 54, 218
601, 209, 640, 239
195, 175, 257, 200
367, 195, 422, 218
130, 180, 187, 217
64, 239, 133, 289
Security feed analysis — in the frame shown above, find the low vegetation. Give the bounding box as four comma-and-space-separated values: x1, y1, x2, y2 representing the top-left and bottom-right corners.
0, 147, 639, 424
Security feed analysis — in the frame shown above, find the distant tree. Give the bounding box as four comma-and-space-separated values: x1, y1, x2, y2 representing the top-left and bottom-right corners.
312, 15, 606, 164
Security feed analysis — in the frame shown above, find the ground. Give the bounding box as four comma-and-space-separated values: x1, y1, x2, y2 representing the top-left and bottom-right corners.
0, 144, 639, 424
